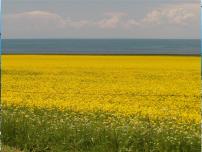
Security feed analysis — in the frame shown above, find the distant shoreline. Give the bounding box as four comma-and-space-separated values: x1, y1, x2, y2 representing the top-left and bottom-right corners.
2, 53, 200, 56
2, 38, 200, 40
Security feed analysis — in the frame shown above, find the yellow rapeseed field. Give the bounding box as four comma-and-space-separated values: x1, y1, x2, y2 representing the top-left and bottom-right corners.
2, 55, 200, 123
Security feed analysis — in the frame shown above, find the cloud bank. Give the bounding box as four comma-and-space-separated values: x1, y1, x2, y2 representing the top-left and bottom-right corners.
3, 3, 199, 38
127, 3, 198, 28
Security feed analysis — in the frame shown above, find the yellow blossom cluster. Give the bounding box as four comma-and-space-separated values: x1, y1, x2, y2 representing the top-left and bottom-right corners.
2, 55, 200, 123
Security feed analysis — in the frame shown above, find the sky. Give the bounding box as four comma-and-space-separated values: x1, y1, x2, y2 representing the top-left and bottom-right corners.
3, 0, 200, 39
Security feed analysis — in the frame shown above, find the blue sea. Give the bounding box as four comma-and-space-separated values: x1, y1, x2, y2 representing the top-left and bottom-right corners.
2, 39, 200, 55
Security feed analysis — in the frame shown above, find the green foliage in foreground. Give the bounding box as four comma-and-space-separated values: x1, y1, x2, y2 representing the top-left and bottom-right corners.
2, 107, 200, 152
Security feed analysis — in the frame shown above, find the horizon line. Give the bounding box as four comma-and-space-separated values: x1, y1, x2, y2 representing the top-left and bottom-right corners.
2, 38, 200, 40
2, 53, 200, 56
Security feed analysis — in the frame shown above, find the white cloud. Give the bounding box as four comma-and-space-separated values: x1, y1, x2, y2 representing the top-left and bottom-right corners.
96, 12, 127, 29
3, 10, 127, 31
66, 12, 127, 29
126, 3, 199, 27
4, 11, 66, 29
3, 11, 68, 38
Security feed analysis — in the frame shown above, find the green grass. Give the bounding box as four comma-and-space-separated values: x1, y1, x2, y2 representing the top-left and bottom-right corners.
2, 107, 200, 152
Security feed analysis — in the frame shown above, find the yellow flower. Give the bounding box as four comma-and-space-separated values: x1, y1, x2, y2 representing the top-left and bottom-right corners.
2, 55, 200, 124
